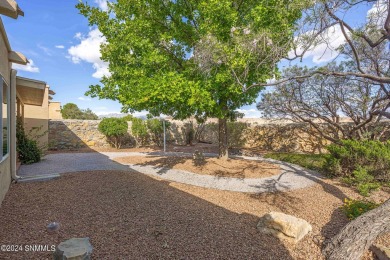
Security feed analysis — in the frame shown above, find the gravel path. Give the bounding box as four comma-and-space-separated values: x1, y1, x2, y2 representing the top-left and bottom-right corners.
17, 152, 322, 193
0, 171, 296, 259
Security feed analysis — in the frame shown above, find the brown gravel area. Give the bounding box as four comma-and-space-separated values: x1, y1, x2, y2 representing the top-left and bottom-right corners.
114, 155, 280, 178
0, 170, 388, 259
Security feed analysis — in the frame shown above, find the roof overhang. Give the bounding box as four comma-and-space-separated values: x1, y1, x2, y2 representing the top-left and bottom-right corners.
16, 76, 46, 106
9, 51, 27, 64
0, 18, 28, 63
0, 0, 24, 19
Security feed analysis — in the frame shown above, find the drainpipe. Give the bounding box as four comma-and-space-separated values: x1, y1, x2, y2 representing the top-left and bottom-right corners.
10, 69, 20, 180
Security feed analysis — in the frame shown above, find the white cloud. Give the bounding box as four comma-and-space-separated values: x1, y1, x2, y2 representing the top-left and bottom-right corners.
266, 77, 276, 84
78, 96, 91, 101
12, 59, 40, 73
55, 45, 65, 49
94, 0, 108, 11
236, 108, 262, 118
68, 28, 110, 79
37, 44, 53, 56
289, 24, 347, 64
74, 32, 82, 40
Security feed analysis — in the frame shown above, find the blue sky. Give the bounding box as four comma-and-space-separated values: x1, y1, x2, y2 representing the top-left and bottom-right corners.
4, 0, 124, 116
3, 0, 378, 118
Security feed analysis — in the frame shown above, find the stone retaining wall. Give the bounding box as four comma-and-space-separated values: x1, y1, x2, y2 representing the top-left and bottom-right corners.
49, 119, 390, 153
48, 119, 191, 150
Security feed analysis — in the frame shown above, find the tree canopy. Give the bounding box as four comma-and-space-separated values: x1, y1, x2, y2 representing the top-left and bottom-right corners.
61, 103, 99, 120
258, 62, 390, 143
77, 0, 306, 157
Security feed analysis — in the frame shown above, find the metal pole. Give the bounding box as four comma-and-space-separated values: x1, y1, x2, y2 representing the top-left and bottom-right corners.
163, 119, 166, 153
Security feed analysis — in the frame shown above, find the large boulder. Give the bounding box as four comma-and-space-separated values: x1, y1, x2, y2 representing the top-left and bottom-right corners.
257, 212, 312, 243
53, 237, 93, 260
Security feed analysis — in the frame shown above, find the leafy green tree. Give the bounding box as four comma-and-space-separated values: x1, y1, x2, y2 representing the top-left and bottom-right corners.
77, 0, 305, 158
61, 103, 83, 119
61, 103, 98, 120
98, 117, 128, 149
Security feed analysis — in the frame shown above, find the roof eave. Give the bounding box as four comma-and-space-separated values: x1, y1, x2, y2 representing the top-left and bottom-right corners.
0, 0, 24, 19
9, 51, 27, 65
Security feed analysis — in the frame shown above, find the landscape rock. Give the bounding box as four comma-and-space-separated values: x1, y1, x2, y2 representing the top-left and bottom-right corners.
257, 212, 312, 243
371, 244, 390, 260
53, 237, 93, 260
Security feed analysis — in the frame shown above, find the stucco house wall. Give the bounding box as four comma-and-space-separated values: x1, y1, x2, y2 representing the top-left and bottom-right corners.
49, 101, 62, 120
0, 0, 48, 206
23, 85, 49, 148
0, 17, 12, 206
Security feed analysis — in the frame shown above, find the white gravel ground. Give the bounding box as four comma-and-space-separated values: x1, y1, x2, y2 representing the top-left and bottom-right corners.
17, 152, 322, 193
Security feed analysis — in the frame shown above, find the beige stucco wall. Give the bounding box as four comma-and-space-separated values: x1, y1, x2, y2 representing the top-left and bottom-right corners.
0, 18, 12, 206
0, 156, 11, 206
23, 86, 49, 149
49, 101, 62, 119
0, 19, 10, 86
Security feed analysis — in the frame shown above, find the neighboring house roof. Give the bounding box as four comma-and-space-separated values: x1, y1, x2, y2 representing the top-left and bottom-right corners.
16, 76, 46, 106
0, 0, 24, 19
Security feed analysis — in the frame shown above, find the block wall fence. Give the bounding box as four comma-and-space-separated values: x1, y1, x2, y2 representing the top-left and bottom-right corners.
48, 119, 390, 153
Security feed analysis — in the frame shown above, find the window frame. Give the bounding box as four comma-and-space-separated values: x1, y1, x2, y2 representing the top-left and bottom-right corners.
0, 75, 10, 163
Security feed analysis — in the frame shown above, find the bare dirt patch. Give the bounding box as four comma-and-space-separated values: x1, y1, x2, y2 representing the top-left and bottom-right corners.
0, 171, 388, 259
114, 155, 280, 178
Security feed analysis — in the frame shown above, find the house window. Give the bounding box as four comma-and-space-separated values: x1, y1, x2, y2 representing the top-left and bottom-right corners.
0, 76, 9, 161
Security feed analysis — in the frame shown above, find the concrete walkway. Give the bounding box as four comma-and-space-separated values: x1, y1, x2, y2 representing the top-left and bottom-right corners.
17, 152, 323, 193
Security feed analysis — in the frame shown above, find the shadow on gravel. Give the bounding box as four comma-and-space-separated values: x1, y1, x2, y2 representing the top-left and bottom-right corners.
1, 164, 294, 259
250, 160, 350, 250
131, 155, 193, 175
126, 154, 278, 179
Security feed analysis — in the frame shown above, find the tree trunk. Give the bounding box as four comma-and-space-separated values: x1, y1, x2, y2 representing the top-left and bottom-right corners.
218, 117, 228, 159
323, 198, 390, 260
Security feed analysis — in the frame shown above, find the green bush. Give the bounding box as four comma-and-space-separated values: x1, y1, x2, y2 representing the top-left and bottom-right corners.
146, 119, 170, 146
16, 119, 42, 164
98, 118, 128, 149
342, 166, 381, 196
326, 139, 390, 196
342, 198, 378, 220
131, 117, 148, 147
325, 140, 390, 180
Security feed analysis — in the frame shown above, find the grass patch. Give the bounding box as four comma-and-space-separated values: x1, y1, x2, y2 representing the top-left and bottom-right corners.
264, 153, 328, 172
